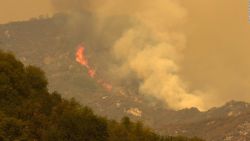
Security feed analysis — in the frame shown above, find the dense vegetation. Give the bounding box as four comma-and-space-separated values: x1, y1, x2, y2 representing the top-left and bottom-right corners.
0, 50, 204, 141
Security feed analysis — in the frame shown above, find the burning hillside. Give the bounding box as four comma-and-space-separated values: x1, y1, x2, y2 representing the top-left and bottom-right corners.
76, 43, 112, 91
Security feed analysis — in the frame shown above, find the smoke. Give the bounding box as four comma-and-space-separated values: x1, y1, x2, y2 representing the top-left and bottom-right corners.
180, 0, 250, 108
51, 0, 206, 110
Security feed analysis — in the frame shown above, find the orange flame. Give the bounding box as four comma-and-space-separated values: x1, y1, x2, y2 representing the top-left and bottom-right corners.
76, 47, 89, 67
76, 44, 96, 78
75, 43, 112, 91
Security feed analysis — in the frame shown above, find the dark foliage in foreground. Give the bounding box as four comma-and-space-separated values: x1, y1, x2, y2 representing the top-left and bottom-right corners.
0, 50, 204, 141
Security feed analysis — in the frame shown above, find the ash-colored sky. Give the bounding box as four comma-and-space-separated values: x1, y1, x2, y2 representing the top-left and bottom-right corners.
0, 0, 53, 24
1, 0, 250, 109
181, 0, 250, 107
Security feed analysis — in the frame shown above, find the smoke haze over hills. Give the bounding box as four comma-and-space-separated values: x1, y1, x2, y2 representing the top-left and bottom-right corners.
1, 0, 250, 110
50, 0, 207, 110
2, 1, 250, 140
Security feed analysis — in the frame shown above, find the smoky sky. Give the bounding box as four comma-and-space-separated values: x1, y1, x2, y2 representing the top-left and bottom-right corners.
180, 0, 250, 107
0, 0, 52, 24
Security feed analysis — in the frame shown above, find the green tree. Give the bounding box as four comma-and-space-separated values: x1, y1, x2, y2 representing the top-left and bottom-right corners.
0, 51, 29, 114
26, 65, 48, 91
45, 100, 108, 141
0, 113, 29, 141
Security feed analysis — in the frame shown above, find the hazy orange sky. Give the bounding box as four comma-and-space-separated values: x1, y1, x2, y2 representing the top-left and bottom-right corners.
0, 0, 53, 24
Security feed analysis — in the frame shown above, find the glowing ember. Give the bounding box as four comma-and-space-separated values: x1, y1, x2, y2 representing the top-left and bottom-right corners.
88, 69, 96, 78
102, 83, 113, 91
75, 43, 112, 91
98, 79, 113, 91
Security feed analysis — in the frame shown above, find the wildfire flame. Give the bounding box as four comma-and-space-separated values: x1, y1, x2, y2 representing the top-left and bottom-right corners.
76, 47, 88, 67
76, 43, 113, 91
76, 46, 96, 78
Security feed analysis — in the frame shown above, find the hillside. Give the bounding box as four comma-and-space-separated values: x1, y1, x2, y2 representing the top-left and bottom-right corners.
1, 15, 250, 141
0, 50, 204, 141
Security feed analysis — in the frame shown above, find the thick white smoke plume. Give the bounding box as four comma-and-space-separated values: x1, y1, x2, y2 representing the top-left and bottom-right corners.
51, 0, 205, 110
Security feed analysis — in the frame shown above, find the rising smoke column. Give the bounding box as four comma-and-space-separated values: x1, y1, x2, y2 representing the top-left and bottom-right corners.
52, 0, 205, 110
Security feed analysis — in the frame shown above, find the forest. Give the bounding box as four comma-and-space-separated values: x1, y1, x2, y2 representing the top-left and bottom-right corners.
0, 50, 204, 141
